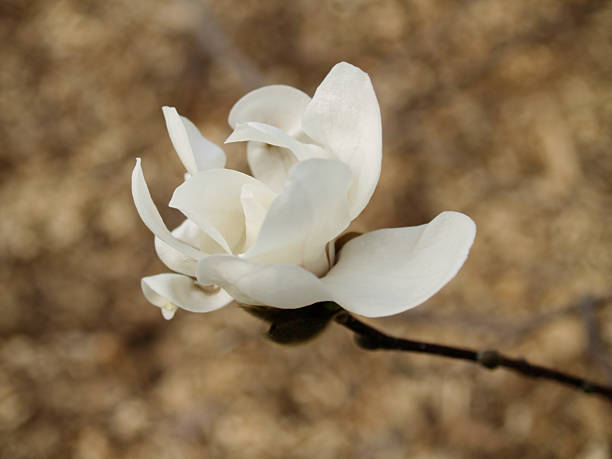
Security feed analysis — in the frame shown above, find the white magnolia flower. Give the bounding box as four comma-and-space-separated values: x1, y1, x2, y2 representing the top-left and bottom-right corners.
132, 62, 476, 320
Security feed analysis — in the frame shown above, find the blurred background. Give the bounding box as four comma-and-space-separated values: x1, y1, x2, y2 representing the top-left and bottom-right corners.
2, 0, 612, 457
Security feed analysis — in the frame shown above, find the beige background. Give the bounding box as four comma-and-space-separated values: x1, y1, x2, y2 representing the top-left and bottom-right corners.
1, 0, 612, 457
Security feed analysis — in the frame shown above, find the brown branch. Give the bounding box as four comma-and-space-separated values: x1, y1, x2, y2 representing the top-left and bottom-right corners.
334, 310, 612, 402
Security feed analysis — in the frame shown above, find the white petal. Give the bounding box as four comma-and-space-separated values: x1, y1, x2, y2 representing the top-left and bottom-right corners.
142, 273, 233, 318
163, 106, 226, 175
323, 212, 476, 317
197, 255, 330, 308
244, 159, 352, 276
131, 159, 204, 261
245, 142, 296, 192
228, 85, 311, 135
302, 62, 382, 219
240, 183, 275, 251
226, 122, 328, 162
154, 219, 202, 276
169, 169, 275, 254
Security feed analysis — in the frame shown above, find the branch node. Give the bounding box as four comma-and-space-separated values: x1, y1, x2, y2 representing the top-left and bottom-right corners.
332, 307, 612, 401
478, 350, 501, 369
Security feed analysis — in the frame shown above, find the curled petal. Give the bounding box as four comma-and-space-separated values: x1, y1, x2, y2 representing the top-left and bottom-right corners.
226, 122, 329, 193
169, 169, 275, 254
142, 273, 233, 319
228, 85, 311, 135
244, 159, 352, 276
197, 255, 331, 308
131, 159, 204, 261
226, 122, 328, 162
323, 212, 476, 317
163, 106, 226, 174
302, 62, 382, 219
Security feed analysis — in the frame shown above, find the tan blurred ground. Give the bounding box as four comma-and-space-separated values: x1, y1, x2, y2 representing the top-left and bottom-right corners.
1, 0, 612, 457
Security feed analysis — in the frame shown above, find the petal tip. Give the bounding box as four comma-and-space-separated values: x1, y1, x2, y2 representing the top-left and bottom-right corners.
329, 61, 370, 79
224, 131, 239, 144
224, 123, 251, 144
161, 303, 178, 320
438, 210, 477, 241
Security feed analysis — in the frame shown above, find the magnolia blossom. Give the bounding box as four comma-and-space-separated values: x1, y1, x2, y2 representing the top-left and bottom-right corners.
132, 62, 476, 320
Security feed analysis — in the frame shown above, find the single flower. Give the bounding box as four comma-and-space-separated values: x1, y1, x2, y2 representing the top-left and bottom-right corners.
132, 62, 476, 320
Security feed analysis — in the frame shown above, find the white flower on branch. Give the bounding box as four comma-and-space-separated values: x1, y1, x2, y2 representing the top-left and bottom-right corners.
132, 62, 476, 320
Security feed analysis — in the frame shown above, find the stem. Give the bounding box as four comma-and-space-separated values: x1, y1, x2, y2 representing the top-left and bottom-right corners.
334, 311, 612, 402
